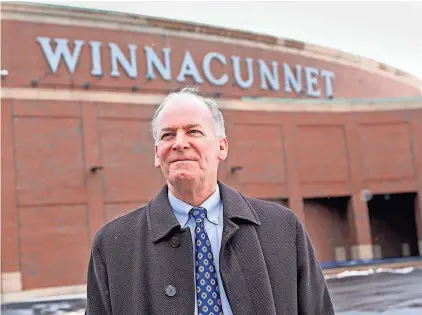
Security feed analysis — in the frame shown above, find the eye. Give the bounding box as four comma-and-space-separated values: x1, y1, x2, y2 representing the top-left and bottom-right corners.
160, 132, 174, 140
189, 129, 203, 135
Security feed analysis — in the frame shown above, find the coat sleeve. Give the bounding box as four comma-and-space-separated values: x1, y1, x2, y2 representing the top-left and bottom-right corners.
85, 234, 113, 315
295, 218, 335, 315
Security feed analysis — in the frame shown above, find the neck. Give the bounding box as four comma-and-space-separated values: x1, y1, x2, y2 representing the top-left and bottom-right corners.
168, 180, 217, 206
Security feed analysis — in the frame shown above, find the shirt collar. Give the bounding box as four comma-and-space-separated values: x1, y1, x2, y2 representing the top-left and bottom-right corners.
168, 184, 221, 228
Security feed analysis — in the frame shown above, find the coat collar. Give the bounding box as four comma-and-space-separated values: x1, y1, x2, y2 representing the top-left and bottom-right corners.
147, 181, 261, 243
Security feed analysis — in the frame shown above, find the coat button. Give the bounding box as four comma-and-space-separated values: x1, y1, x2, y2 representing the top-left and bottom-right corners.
165, 285, 176, 297
170, 236, 180, 248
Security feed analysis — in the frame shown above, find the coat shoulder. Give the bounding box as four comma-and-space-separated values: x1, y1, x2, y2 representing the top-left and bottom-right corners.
244, 195, 299, 224
240, 194, 303, 238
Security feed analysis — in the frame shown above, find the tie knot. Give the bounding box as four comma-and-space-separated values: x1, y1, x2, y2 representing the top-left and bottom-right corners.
190, 207, 207, 223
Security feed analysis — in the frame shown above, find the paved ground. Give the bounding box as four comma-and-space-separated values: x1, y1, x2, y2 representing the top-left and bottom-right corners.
2, 268, 422, 314
328, 268, 422, 314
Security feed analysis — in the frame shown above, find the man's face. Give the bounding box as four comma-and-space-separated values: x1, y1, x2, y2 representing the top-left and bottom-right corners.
154, 95, 228, 187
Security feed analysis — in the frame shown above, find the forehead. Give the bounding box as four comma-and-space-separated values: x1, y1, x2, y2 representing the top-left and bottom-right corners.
156, 95, 214, 129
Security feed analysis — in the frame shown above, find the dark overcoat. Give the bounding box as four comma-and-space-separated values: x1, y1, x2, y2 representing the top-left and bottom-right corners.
85, 181, 335, 315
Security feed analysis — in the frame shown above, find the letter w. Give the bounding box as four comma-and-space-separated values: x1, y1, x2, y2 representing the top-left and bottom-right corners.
37, 37, 84, 74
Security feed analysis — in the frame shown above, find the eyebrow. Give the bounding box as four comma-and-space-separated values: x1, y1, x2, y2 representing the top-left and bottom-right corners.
160, 124, 203, 132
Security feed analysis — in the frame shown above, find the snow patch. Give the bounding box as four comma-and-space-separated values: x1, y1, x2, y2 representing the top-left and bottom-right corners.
325, 266, 415, 280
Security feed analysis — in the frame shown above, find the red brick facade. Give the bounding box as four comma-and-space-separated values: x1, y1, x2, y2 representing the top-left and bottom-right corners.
1, 2, 422, 294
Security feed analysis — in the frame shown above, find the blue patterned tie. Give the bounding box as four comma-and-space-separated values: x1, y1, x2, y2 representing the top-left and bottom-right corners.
190, 207, 224, 315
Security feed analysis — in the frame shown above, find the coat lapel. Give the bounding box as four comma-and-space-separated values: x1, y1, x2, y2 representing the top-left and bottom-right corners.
217, 182, 275, 315
218, 181, 261, 226
146, 185, 181, 243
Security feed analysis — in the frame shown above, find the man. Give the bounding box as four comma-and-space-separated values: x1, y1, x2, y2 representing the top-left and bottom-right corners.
85, 86, 335, 315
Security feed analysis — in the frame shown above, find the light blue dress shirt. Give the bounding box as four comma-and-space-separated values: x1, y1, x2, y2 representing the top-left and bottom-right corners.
168, 185, 233, 315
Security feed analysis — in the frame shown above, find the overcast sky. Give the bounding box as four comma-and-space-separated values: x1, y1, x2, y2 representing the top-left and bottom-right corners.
24, 0, 422, 79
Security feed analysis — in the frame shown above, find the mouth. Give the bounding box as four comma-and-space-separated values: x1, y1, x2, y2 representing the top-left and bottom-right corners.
171, 159, 195, 163
170, 159, 197, 164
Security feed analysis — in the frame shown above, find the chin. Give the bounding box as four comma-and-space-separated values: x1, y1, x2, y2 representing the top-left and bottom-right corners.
168, 172, 197, 185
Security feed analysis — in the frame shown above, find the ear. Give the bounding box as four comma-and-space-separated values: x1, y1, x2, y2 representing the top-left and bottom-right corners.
217, 137, 228, 161
154, 145, 161, 168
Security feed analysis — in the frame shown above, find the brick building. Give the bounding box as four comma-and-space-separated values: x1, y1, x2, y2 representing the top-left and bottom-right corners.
1, 2, 422, 297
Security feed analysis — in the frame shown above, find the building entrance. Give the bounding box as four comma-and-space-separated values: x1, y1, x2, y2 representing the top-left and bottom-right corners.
368, 192, 419, 259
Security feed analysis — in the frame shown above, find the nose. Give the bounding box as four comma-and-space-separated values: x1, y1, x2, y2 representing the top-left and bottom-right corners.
172, 131, 190, 151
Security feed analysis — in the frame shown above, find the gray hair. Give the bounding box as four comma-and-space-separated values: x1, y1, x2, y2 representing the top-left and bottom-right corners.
151, 86, 226, 144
